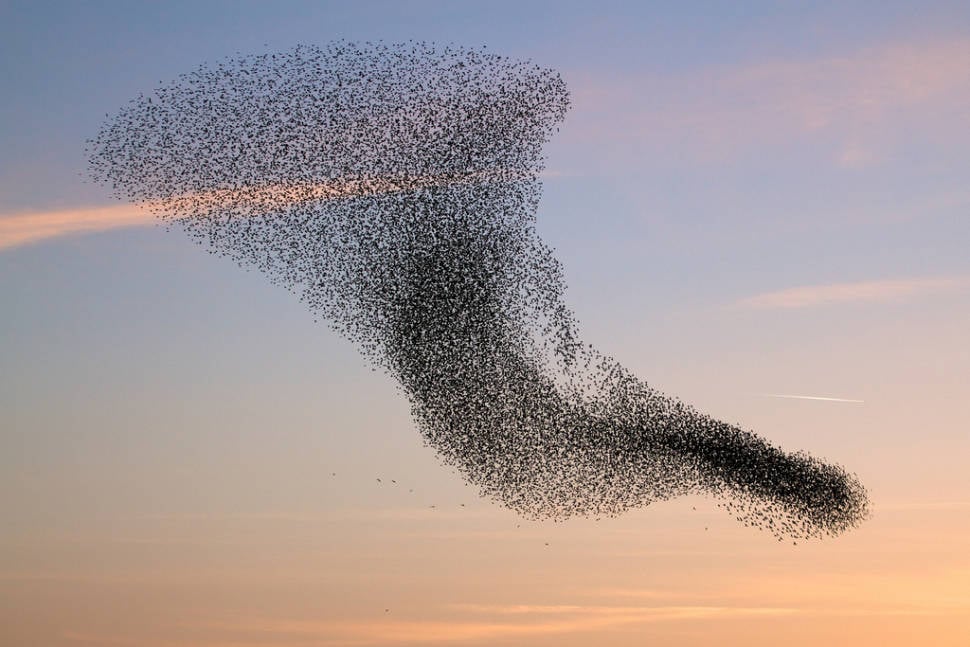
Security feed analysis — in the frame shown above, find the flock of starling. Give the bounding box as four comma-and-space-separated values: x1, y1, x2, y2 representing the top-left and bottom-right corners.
87, 42, 869, 540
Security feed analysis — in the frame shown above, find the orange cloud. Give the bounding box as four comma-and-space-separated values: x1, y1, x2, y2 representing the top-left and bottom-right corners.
0, 170, 512, 252
197, 605, 797, 645
0, 204, 154, 250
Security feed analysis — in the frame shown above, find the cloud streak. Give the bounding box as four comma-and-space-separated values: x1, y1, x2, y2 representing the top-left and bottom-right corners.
0, 204, 152, 250
0, 170, 506, 252
737, 276, 969, 309
196, 604, 798, 645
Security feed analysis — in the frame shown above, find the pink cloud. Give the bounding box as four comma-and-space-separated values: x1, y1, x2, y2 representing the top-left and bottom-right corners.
737, 276, 970, 309
0, 171, 502, 252
563, 37, 970, 164
0, 204, 154, 250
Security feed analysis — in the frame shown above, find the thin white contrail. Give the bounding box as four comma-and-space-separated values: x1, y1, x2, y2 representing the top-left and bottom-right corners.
756, 393, 865, 403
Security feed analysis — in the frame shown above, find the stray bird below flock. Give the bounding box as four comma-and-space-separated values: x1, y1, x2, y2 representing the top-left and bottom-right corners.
87, 41, 869, 541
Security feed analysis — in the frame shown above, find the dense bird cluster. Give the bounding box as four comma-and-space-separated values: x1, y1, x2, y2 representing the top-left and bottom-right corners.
87, 42, 869, 540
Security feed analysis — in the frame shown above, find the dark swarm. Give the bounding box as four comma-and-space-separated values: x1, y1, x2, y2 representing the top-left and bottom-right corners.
87, 42, 869, 539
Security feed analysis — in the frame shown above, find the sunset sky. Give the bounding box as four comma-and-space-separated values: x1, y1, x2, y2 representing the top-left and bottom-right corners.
2, 1, 969, 645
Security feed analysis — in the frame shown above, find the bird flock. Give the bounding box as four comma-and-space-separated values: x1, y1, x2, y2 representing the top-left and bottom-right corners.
87, 42, 869, 540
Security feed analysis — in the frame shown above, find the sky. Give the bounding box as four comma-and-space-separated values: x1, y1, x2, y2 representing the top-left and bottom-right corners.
2, 1, 969, 645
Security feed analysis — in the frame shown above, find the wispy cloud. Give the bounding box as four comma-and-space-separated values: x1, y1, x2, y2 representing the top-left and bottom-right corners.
736, 276, 970, 309
0, 204, 154, 250
566, 37, 970, 164
63, 595, 970, 647
196, 604, 798, 645
0, 169, 520, 252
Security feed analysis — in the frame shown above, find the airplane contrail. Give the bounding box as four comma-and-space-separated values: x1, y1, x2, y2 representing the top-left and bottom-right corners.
756, 393, 864, 403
